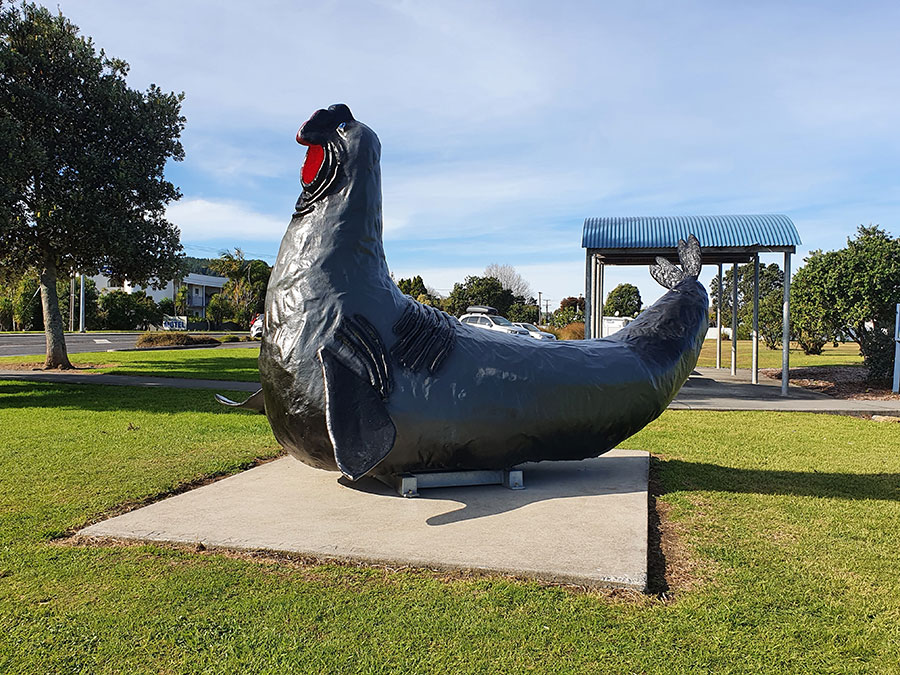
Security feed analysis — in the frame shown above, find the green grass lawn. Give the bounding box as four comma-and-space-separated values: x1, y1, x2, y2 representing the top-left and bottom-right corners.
2, 379, 899, 673
0, 346, 261, 382
696, 339, 863, 369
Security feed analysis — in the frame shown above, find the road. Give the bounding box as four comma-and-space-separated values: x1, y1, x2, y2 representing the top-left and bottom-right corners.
0, 332, 253, 357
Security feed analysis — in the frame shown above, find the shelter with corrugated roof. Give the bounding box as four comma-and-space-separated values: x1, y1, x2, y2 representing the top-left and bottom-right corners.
582, 214, 802, 394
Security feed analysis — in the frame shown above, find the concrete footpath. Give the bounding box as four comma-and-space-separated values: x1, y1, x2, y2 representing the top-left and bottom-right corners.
672, 368, 900, 414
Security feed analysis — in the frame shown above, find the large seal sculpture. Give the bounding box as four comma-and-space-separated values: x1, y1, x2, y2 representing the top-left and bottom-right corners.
221, 104, 709, 481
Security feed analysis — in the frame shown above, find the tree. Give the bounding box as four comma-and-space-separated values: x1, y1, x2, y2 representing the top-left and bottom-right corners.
603, 283, 642, 317
210, 249, 271, 328
397, 275, 428, 298
710, 262, 784, 346
158, 297, 175, 316
507, 302, 539, 324
0, 4, 185, 367
205, 292, 231, 329
559, 296, 586, 312
445, 276, 517, 317
483, 263, 532, 299
791, 226, 900, 379
98, 290, 160, 330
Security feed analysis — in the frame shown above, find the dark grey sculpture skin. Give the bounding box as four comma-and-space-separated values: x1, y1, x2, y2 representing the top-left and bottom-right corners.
250, 104, 709, 481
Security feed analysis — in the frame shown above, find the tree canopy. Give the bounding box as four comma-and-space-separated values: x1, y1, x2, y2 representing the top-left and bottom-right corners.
0, 3, 185, 366
710, 262, 784, 348
209, 249, 271, 328
483, 263, 532, 300
603, 283, 642, 318
792, 225, 900, 379
445, 276, 518, 317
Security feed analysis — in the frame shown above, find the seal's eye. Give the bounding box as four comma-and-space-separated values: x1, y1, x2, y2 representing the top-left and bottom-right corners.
338, 122, 346, 131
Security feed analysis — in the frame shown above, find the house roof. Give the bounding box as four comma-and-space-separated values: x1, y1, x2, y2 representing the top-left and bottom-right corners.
582, 214, 801, 264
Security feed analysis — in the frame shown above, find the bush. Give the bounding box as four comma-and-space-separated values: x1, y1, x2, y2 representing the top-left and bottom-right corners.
135, 332, 221, 348
557, 322, 585, 340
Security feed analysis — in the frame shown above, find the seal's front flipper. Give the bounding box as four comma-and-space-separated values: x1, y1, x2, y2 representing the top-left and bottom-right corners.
215, 388, 266, 412
319, 347, 396, 481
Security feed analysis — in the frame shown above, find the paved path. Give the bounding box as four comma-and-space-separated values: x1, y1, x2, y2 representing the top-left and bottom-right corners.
672, 368, 900, 414
0, 333, 255, 356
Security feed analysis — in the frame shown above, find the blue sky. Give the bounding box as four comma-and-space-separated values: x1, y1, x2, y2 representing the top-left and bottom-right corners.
57, 0, 900, 309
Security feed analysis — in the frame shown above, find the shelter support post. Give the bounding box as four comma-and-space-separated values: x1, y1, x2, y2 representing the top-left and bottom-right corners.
584, 251, 592, 339
893, 303, 899, 394
598, 261, 604, 338
731, 262, 738, 376
752, 255, 759, 384
782, 251, 791, 396
716, 264, 723, 369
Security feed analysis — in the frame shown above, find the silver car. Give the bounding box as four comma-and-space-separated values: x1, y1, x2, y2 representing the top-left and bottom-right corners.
459, 308, 530, 336
513, 322, 557, 340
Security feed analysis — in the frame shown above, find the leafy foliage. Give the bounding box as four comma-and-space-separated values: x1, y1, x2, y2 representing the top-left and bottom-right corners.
0, 3, 185, 365
98, 290, 161, 330
550, 306, 584, 328
444, 275, 518, 317
209, 249, 271, 328
559, 296, 585, 312
204, 292, 232, 328
397, 275, 428, 298
506, 302, 539, 324
603, 283, 642, 317
791, 225, 900, 379
710, 262, 784, 347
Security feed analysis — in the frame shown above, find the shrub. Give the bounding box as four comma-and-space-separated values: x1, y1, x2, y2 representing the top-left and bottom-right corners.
135, 332, 220, 348
220, 334, 240, 343
557, 322, 585, 340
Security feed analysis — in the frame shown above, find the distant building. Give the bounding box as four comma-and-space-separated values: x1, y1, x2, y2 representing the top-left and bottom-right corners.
92, 272, 227, 319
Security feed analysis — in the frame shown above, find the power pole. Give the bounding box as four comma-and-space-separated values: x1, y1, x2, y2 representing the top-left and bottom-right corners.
78, 273, 86, 332
537, 291, 542, 323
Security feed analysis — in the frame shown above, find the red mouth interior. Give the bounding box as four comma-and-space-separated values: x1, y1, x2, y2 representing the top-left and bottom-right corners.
301, 144, 324, 185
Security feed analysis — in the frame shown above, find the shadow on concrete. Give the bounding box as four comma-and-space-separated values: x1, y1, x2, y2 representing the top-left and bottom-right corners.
340, 454, 649, 526
658, 459, 900, 501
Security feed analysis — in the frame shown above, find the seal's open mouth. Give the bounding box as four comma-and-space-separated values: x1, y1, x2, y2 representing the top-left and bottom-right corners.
299, 142, 324, 186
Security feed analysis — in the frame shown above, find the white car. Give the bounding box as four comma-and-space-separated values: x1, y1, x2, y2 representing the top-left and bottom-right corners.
250, 314, 263, 338
459, 306, 530, 336
513, 322, 557, 340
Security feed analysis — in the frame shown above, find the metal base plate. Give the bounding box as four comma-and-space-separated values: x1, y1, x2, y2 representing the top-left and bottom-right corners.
375, 468, 524, 498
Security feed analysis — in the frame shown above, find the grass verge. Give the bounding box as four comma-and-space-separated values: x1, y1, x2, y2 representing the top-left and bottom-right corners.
2, 380, 899, 672
696, 339, 863, 369
0, 346, 261, 382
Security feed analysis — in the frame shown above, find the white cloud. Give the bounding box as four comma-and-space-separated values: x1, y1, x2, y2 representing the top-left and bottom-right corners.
166, 198, 287, 243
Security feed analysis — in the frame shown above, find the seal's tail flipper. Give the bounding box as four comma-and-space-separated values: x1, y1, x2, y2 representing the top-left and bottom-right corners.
650, 234, 702, 289
215, 388, 266, 413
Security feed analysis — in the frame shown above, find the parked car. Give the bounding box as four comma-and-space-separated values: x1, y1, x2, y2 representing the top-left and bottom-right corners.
513, 322, 557, 340
459, 306, 530, 336
250, 314, 263, 338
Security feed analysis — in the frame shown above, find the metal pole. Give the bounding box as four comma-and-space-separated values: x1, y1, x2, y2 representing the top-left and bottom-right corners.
584, 252, 592, 339
79, 273, 86, 332
69, 275, 75, 332
752, 255, 759, 384
782, 252, 791, 396
716, 264, 722, 369
892, 303, 899, 394
598, 261, 605, 338
538, 291, 542, 324
731, 262, 738, 376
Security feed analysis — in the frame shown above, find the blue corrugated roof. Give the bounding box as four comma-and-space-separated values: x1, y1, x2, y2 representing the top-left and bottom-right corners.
582, 214, 801, 249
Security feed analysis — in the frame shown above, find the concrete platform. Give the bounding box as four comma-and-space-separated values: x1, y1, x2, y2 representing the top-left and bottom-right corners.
79, 449, 649, 590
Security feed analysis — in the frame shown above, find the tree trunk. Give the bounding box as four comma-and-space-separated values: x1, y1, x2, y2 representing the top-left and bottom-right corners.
39, 256, 73, 369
